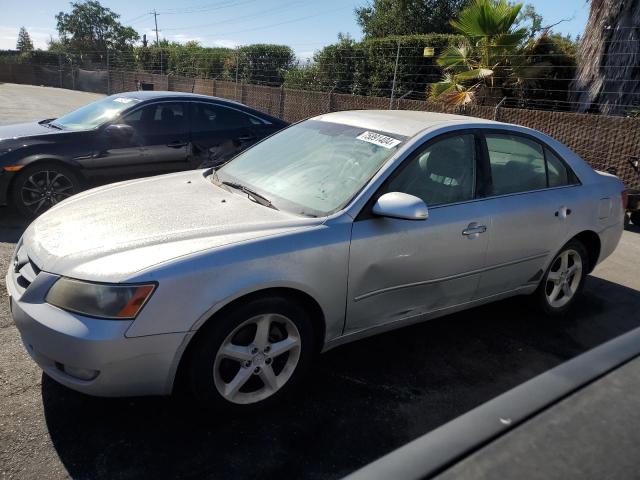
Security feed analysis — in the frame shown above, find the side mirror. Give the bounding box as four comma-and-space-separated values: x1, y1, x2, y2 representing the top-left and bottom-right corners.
372, 192, 428, 221
104, 123, 135, 141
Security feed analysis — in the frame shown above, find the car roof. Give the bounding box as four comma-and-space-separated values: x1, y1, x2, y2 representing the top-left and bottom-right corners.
111, 91, 285, 122
313, 110, 502, 138
114, 90, 233, 102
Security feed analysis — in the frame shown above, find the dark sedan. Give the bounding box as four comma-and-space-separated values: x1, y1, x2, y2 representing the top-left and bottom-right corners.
0, 91, 287, 216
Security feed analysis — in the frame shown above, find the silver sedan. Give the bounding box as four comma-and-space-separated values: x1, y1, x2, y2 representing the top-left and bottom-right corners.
6, 110, 625, 410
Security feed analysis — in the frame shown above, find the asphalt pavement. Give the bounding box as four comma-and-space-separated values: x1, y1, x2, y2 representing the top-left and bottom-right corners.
0, 84, 639, 480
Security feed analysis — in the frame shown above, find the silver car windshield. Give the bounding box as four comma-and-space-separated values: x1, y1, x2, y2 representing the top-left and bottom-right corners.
217, 120, 406, 216
51, 96, 141, 131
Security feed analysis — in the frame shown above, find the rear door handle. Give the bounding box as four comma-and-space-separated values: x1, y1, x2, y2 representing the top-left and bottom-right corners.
555, 206, 572, 218
167, 141, 188, 148
462, 223, 487, 237
238, 135, 255, 142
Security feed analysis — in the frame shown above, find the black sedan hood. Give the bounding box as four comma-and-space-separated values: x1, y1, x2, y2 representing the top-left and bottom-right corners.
0, 121, 64, 141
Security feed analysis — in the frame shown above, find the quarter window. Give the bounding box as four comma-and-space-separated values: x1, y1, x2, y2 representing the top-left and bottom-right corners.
546, 148, 577, 187
387, 134, 476, 206
486, 134, 546, 195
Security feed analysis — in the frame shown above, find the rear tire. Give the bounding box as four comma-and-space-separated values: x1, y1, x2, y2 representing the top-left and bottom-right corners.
186, 296, 314, 412
532, 239, 588, 316
11, 163, 81, 218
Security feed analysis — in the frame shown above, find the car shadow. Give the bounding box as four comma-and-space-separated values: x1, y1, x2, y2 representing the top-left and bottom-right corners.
0, 207, 28, 243
42, 275, 640, 480
625, 222, 640, 234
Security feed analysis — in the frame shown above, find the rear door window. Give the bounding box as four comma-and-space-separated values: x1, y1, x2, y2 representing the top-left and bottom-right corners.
485, 134, 547, 195
191, 104, 262, 133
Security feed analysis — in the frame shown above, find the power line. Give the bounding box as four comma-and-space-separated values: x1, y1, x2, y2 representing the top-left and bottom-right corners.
161, 0, 311, 31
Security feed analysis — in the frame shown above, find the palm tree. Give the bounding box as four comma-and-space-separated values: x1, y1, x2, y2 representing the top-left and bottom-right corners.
570, 0, 640, 115
429, 0, 527, 105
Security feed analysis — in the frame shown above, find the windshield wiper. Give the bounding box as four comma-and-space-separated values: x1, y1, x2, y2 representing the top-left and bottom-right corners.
211, 161, 231, 183
221, 181, 278, 210
39, 119, 62, 130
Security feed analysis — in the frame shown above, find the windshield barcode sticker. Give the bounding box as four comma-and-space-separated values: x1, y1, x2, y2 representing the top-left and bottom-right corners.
356, 131, 401, 149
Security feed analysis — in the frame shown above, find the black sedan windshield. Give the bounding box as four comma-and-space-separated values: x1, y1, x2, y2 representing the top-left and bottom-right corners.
52, 96, 141, 131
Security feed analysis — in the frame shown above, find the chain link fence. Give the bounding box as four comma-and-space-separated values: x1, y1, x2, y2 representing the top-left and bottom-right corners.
0, 55, 638, 189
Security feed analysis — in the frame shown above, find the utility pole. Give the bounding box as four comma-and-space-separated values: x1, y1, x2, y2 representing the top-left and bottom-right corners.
151, 10, 160, 46
150, 10, 162, 75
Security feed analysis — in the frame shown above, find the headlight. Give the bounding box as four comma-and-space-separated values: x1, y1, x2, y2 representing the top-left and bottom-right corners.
46, 277, 156, 320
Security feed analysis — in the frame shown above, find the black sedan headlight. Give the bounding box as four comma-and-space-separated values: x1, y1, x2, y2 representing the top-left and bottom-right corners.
46, 277, 156, 320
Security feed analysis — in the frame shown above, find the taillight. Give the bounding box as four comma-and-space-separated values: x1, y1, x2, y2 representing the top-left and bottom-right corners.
622, 190, 629, 210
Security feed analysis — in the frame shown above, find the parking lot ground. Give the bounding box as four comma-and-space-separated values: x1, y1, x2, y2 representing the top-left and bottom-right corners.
0, 83, 104, 126
0, 85, 639, 479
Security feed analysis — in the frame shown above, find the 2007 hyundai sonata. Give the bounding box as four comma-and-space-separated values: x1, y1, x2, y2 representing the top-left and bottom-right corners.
6, 110, 624, 409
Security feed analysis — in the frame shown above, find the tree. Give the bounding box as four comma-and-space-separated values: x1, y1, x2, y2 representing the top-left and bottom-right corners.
235, 44, 296, 86
505, 32, 578, 110
16, 27, 34, 54
570, 0, 640, 115
429, 0, 528, 105
55, 0, 139, 58
355, 0, 471, 37
518, 4, 543, 39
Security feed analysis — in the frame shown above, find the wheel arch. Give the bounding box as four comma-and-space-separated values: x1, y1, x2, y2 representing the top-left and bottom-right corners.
8, 157, 85, 194
171, 286, 327, 394
571, 230, 601, 273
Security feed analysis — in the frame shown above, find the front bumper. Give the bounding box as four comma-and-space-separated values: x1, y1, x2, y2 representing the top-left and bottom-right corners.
0, 169, 15, 206
6, 260, 189, 397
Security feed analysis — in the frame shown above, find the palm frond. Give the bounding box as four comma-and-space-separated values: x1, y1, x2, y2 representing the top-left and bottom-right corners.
456, 68, 494, 80
429, 73, 460, 100
436, 44, 473, 72
442, 88, 476, 106
450, 0, 525, 44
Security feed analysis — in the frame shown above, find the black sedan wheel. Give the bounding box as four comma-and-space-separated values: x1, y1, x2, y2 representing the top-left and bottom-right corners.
12, 164, 81, 217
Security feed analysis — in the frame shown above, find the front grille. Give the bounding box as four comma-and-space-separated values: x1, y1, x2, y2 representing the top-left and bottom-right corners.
13, 244, 41, 291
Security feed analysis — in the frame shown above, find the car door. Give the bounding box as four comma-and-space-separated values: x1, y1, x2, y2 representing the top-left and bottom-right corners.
132, 101, 192, 173
189, 102, 264, 168
92, 101, 192, 179
82, 108, 147, 180
346, 132, 491, 333
474, 131, 573, 298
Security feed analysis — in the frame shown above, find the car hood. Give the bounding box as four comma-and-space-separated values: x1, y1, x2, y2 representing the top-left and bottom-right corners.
22, 170, 324, 281
0, 121, 60, 141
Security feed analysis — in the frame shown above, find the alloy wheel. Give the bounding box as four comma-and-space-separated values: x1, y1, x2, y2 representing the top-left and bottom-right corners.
213, 313, 301, 405
20, 170, 74, 215
545, 249, 583, 309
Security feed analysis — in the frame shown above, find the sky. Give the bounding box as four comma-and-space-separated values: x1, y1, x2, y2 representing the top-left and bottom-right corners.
1, 0, 590, 58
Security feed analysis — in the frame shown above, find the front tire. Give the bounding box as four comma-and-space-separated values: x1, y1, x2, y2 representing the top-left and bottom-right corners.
186, 296, 314, 411
533, 239, 588, 316
11, 163, 81, 218
630, 211, 640, 226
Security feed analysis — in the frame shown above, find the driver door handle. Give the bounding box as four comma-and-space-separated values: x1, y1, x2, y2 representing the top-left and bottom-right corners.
238, 135, 255, 142
462, 223, 487, 237
167, 140, 188, 148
